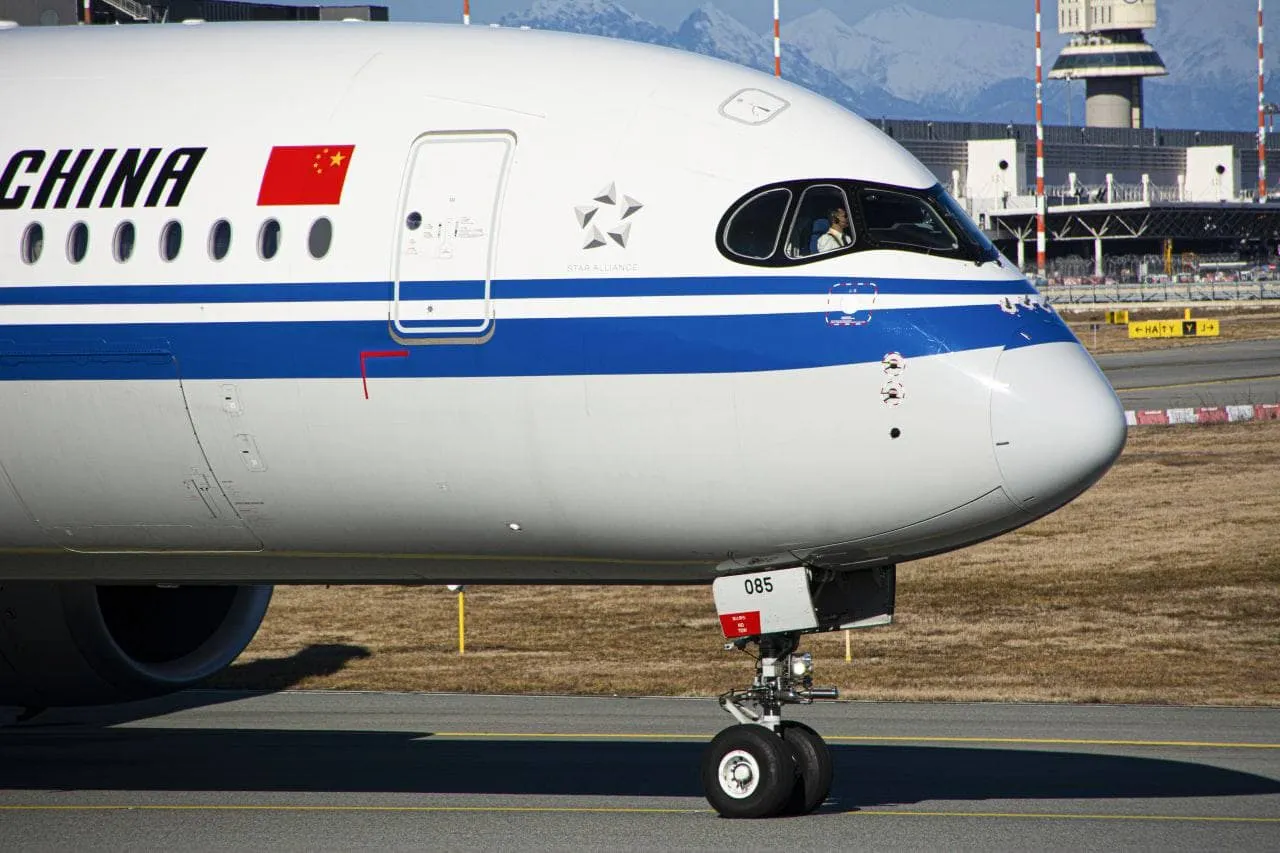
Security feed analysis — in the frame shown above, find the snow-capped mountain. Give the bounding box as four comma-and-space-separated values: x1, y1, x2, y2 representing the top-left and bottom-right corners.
673, 2, 764, 68
777, 8, 885, 95
1144, 0, 1276, 130
495, 0, 1272, 132
788, 5, 1037, 107
497, 0, 672, 44
672, 4, 923, 118
499, 1, 860, 108
499, 0, 930, 118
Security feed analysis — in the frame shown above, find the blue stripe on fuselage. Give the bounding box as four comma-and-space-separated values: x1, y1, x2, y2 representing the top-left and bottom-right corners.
0, 275, 1037, 306
0, 303, 1076, 381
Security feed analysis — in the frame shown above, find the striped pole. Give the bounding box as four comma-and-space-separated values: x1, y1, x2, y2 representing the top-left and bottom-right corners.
1035, 0, 1047, 278
773, 0, 781, 77
463, 0, 470, 26
1261, 0, 1268, 201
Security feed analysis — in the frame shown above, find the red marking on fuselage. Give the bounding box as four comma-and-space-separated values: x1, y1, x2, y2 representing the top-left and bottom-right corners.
360, 349, 409, 399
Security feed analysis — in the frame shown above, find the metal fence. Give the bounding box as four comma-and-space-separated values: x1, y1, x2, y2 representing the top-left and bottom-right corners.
1030, 253, 1276, 284
1041, 279, 1280, 304
1026, 252, 1280, 303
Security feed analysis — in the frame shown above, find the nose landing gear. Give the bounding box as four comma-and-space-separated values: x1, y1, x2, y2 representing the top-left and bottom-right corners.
701, 631, 838, 818
702, 563, 896, 818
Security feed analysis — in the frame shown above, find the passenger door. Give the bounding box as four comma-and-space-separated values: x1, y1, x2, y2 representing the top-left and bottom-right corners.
391, 131, 514, 343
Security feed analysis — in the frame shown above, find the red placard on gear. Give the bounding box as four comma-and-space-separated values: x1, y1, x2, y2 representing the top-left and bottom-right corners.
257, 145, 355, 206
719, 611, 762, 638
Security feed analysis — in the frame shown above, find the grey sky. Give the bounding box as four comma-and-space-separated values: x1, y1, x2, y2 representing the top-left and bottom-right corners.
379, 1, 1031, 29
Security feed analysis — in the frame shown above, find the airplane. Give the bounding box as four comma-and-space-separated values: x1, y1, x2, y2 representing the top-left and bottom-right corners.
0, 20, 1126, 818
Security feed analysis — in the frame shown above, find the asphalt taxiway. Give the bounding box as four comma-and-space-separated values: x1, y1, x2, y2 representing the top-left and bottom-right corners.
1097, 338, 1280, 410
1, 691, 1277, 851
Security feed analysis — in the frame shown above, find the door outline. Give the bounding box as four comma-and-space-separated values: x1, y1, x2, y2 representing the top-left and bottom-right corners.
390, 130, 515, 344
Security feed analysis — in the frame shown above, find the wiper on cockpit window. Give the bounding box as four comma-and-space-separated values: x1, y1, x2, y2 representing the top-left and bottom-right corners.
974, 245, 1000, 267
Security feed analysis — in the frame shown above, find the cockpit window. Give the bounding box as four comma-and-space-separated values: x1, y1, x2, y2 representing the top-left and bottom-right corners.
722, 188, 791, 260
859, 187, 958, 254
930, 184, 1000, 264
785, 184, 853, 259
717, 180, 996, 267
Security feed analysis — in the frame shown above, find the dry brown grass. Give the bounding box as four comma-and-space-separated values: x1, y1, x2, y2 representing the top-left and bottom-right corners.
1064, 306, 1280, 355
215, 421, 1280, 706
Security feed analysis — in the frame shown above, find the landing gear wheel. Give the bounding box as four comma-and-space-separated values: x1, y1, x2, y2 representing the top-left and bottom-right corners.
702, 724, 797, 818
780, 721, 833, 815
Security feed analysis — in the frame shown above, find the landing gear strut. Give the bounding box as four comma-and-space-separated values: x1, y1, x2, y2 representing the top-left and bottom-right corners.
701, 632, 837, 818
701, 563, 896, 818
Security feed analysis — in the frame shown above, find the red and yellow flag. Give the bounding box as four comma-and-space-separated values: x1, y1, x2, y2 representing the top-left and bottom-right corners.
257, 145, 355, 206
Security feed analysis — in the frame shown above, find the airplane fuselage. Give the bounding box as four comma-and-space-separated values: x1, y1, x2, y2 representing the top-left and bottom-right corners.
0, 22, 1125, 583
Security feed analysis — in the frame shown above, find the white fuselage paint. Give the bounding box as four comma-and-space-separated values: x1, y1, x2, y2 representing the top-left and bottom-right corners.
0, 23, 1125, 583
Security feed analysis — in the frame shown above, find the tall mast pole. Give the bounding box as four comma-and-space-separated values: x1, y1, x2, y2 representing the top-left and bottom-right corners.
1261, 0, 1268, 200
1035, 0, 1047, 279
773, 0, 782, 77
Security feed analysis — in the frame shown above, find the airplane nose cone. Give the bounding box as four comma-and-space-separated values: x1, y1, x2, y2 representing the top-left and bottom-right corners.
990, 339, 1127, 513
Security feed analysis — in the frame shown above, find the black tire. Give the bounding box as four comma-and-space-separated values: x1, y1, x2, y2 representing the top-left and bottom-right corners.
701, 724, 797, 819
780, 721, 833, 815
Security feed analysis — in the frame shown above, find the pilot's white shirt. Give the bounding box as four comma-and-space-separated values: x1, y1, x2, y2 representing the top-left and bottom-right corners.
817, 229, 851, 253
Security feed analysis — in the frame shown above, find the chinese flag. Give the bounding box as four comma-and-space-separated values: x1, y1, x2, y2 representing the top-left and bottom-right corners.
257, 145, 355, 206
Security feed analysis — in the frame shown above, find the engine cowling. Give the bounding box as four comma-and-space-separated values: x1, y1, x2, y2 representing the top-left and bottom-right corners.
0, 582, 271, 708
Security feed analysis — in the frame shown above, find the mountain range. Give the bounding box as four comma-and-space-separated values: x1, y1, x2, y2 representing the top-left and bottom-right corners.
495, 0, 1275, 132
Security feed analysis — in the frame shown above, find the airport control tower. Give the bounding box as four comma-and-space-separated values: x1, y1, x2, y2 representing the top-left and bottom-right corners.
1050, 0, 1169, 128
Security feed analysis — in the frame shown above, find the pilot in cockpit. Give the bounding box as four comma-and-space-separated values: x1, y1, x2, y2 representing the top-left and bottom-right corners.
816, 206, 853, 253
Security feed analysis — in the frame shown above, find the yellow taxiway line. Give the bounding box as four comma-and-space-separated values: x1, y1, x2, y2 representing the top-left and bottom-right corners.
423, 732, 1280, 750
0, 805, 702, 814
849, 811, 1280, 823
0, 805, 1275, 823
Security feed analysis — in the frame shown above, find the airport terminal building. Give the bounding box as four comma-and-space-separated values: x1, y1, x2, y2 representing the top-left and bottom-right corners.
0, 0, 385, 25
883, 119, 1280, 281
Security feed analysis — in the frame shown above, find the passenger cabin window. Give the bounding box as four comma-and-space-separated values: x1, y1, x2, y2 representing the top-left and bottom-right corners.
160, 221, 182, 261
785, 184, 853, 259
308, 217, 332, 259
259, 219, 281, 260
722, 188, 791, 260
114, 221, 135, 263
67, 222, 89, 263
859, 187, 958, 254
210, 220, 232, 261
21, 223, 44, 264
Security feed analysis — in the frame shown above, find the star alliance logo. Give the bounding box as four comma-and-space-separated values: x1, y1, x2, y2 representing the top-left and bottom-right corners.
575, 182, 643, 250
